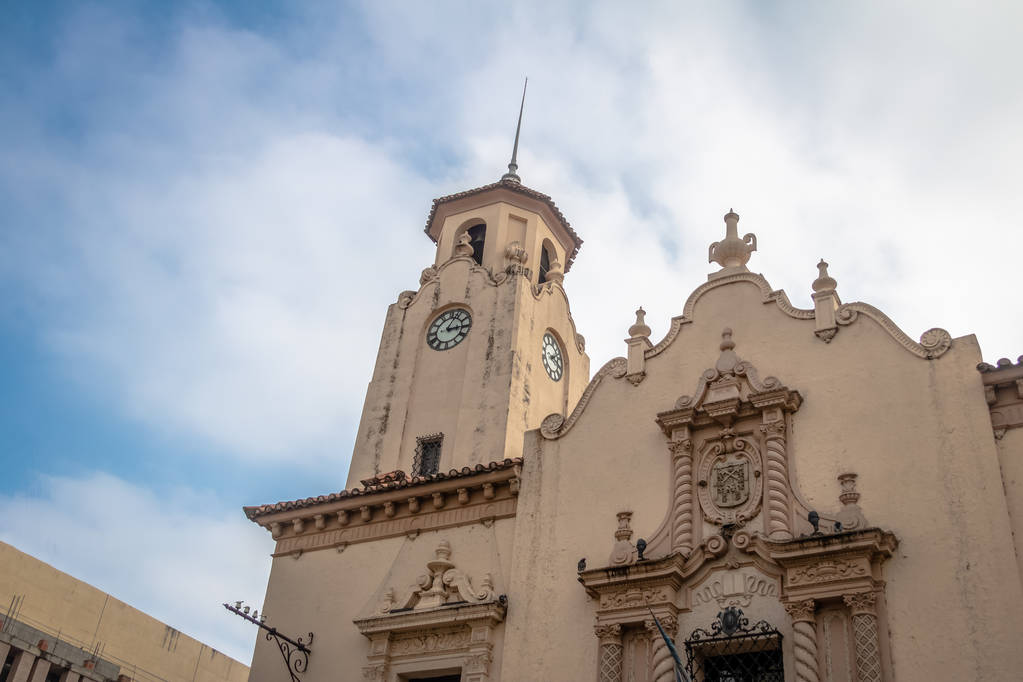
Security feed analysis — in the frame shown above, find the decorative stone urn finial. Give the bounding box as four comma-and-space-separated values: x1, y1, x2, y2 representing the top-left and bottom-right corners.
812, 259, 838, 293
708, 209, 757, 272
544, 256, 565, 285
715, 327, 742, 375
628, 307, 652, 338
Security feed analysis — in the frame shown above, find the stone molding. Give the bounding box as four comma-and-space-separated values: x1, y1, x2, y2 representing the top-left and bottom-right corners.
768, 529, 897, 602
379, 540, 496, 613
579, 527, 896, 682
354, 600, 506, 682
648, 330, 800, 550
251, 469, 519, 558
540, 357, 627, 439
979, 356, 1023, 438
644, 271, 951, 361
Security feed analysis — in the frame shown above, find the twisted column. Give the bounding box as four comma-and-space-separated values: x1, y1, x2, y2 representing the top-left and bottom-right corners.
645, 616, 679, 682
594, 624, 623, 682
669, 439, 694, 555
760, 419, 792, 539
844, 592, 882, 682
784, 599, 820, 682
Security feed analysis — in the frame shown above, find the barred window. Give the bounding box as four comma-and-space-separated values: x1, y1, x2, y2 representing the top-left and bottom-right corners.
414, 434, 443, 477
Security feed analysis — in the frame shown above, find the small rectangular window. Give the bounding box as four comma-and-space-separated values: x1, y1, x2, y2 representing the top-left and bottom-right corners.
414, 434, 443, 477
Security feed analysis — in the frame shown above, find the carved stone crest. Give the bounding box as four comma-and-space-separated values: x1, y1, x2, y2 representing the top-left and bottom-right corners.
697, 436, 763, 525
713, 459, 750, 507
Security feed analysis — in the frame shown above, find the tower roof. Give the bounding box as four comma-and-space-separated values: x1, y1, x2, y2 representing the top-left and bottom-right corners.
423, 177, 584, 271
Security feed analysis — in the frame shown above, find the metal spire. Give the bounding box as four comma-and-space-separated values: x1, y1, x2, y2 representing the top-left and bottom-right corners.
501, 78, 528, 183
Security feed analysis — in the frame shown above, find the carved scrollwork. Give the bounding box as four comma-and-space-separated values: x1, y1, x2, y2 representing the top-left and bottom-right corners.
836, 302, 952, 359
647, 273, 815, 360
705, 534, 728, 557
397, 290, 417, 309
391, 629, 470, 655
540, 358, 627, 439
594, 623, 623, 640
784, 599, 816, 623
599, 587, 672, 610
419, 266, 438, 285
539, 413, 565, 438
789, 558, 868, 586
843, 591, 878, 616
389, 540, 496, 611
362, 663, 387, 681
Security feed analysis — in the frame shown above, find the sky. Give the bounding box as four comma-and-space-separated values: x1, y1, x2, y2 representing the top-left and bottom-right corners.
1, 0, 1021, 666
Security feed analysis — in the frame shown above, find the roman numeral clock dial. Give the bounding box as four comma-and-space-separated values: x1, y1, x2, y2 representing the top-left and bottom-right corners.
542, 331, 563, 381
427, 308, 472, 350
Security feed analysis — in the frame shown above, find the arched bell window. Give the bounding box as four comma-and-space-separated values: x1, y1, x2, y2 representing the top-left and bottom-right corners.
538, 240, 555, 284
467, 223, 486, 266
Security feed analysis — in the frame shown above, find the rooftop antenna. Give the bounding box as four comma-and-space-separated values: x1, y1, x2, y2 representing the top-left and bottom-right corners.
501, 77, 528, 183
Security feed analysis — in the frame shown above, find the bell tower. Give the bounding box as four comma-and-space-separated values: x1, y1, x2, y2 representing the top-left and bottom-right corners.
345, 94, 590, 487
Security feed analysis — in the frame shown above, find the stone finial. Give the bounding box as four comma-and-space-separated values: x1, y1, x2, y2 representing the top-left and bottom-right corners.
708, 209, 757, 271
544, 256, 565, 285
834, 472, 868, 531
715, 327, 741, 374
812, 259, 838, 293
454, 232, 474, 258
504, 241, 528, 266
628, 307, 652, 338
434, 539, 452, 562
837, 473, 860, 506
614, 511, 634, 541
609, 511, 637, 565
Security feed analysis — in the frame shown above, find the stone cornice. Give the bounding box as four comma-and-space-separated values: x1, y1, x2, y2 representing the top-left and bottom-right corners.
251, 467, 520, 557
763, 528, 898, 601
354, 599, 507, 637
246, 459, 520, 521
978, 357, 1023, 438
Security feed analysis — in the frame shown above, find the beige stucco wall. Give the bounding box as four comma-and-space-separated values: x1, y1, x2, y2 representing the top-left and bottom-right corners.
347, 200, 588, 489
251, 521, 515, 682
502, 276, 1023, 681
0, 542, 248, 682
249, 183, 1023, 681
996, 427, 1023, 584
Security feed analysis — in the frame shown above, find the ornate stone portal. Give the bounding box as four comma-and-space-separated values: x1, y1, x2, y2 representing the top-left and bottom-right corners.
578, 327, 897, 682
354, 540, 505, 682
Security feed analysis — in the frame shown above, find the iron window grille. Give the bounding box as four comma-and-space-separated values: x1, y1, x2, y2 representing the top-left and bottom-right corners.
684, 607, 784, 682
413, 434, 443, 477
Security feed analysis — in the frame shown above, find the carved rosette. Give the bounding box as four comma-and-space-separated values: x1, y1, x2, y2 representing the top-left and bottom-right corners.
645, 617, 678, 682
844, 592, 882, 682
669, 438, 694, 555
760, 419, 792, 539
784, 600, 820, 682
595, 624, 624, 682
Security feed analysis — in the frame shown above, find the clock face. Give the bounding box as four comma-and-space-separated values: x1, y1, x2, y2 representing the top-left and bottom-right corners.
541, 332, 564, 381
427, 308, 472, 350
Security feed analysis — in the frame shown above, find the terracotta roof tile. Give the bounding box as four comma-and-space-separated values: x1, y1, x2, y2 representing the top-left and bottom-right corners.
244, 457, 522, 521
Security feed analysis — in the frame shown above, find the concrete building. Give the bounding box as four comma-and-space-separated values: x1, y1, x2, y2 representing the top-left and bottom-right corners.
243, 162, 1023, 680
0, 542, 249, 682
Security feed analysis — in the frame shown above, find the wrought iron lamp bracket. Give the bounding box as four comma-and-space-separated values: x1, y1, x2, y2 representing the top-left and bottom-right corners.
223, 603, 313, 682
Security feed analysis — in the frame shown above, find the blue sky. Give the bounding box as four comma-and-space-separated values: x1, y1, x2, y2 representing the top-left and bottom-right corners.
2, 0, 1021, 665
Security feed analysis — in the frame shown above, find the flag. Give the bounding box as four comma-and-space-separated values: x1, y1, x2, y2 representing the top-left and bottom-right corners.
647, 606, 689, 682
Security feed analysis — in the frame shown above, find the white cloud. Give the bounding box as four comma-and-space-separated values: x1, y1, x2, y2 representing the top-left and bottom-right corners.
0, 473, 271, 664
6, 0, 1023, 473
